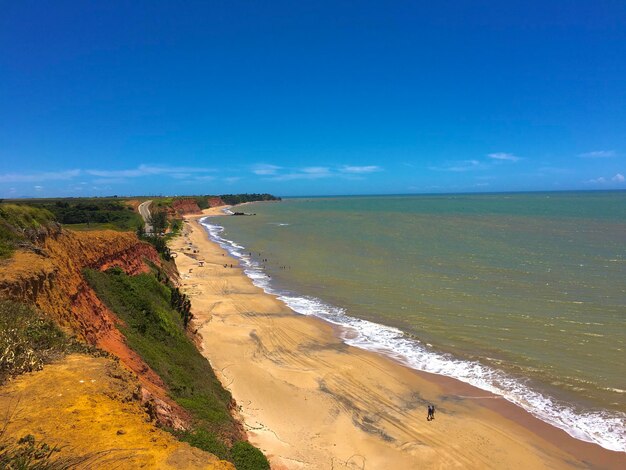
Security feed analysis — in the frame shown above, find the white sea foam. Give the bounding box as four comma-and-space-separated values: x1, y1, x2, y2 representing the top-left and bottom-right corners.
199, 216, 626, 453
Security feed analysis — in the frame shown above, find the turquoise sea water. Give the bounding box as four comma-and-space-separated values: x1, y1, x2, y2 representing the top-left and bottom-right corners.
201, 192, 626, 451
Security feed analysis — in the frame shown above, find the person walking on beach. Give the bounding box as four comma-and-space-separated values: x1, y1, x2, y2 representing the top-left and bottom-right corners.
427, 405, 435, 421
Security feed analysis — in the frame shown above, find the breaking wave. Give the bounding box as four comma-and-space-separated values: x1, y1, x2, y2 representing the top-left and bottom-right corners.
199, 216, 626, 452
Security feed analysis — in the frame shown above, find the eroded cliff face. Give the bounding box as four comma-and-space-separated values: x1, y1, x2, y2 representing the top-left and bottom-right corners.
171, 198, 202, 215
0, 230, 158, 340
207, 196, 225, 208
171, 197, 226, 214
0, 228, 189, 430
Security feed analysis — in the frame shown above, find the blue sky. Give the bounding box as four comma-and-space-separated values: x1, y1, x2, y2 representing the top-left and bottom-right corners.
1, 1, 625, 197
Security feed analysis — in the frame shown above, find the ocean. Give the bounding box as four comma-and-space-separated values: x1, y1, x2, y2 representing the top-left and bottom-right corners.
199, 191, 626, 452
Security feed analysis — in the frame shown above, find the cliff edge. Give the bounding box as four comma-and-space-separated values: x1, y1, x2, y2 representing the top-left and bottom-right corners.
0, 216, 236, 468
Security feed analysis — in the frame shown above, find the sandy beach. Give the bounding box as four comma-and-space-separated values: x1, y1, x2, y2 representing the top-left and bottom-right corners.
169, 207, 625, 470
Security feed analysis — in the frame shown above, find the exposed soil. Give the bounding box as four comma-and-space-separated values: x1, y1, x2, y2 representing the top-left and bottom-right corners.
0, 228, 191, 429
0, 354, 233, 469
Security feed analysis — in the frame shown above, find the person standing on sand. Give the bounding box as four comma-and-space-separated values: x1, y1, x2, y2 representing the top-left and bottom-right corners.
427, 405, 435, 421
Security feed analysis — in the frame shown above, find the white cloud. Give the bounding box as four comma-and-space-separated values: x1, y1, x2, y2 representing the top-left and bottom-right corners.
259, 164, 382, 181
271, 167, 334, 181
34, 185, 43, 191
0, 169, 81, 183
488, 152, 520, 162
586, 173, 624, 184
251, 164, 282, 175
302, 166, 331, 175
86, 164, 215, 178
538, 167, 574, 175
587, 177, 607, 184
579, 150, 616, 158
225, 177, 241, 183
340, 165, 382, 174
429, 160, 483, 172
92, 178, 127, 185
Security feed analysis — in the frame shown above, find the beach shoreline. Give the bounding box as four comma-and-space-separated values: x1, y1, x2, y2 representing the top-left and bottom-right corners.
169, 206, 625, 469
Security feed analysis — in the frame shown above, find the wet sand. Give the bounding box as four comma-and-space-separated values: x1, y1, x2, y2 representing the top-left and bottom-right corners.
169, 207, 625, 469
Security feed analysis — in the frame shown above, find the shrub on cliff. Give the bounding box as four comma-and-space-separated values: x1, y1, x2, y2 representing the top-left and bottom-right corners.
177, 428, 229, 460
231, 441, 270, 470
0, 300, 90, 384
0, 431, 121, 468
139, 234, 172, 261
0, 204, 56, 258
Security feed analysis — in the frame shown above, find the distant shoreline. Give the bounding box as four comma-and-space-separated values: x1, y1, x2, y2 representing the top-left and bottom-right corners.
169, 205, 625, 469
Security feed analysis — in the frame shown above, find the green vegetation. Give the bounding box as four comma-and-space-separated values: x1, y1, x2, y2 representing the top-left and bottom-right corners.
84, 268, 269, 469
29, 200, 142, 231
220, 194, 280, 205
169, 218, 183, 235
231, 441, 270, 470
0, 300, 93, 384
0, 433, 66, 469
175, 431, 268, 469
0, 432, 106, 469
1, 193, 280, 246
176, 428, 229, 460
151, 197, 174, 209
148, 209, 168, 235
138, 233, 172, 261
193, 197, 210, 210
170, 286, 193, 328
0, 204, 56, 258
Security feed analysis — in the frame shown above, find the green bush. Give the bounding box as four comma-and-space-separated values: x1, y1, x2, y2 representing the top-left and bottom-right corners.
177, 429, 229, 461
231, 441, 270, 470
0, 204, 56, 259
194, 197, 210, 210
0, 433, 75, 469
0, 301, 90, 384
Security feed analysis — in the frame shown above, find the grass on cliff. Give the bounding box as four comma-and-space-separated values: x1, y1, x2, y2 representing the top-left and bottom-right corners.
0, 300, 93, 384
0, 301, 118, 468
83, 267, 269, 469
0, 204, 56, 259
0, 432, 119, 469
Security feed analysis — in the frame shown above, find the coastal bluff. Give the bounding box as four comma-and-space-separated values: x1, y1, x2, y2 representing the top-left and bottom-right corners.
0, 223, 235, 468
